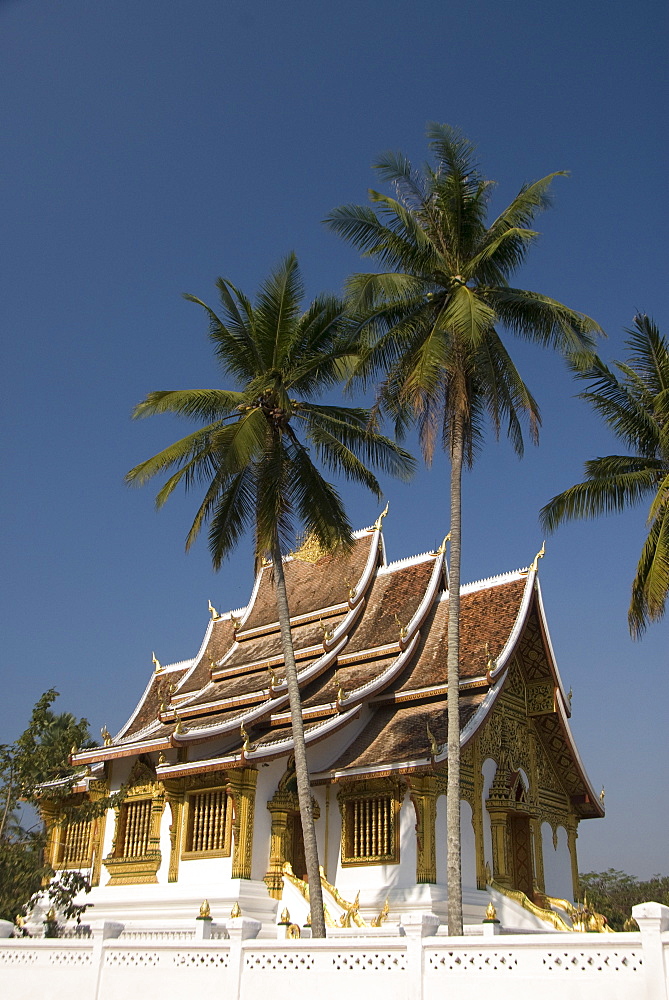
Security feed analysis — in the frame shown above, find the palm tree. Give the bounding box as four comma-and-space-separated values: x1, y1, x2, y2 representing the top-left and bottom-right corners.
325, 124, 601, 933
126, 253, 414, 936
541, 314, 669, 637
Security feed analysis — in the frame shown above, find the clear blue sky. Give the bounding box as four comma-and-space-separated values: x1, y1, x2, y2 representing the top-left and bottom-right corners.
1, 0, 666, 878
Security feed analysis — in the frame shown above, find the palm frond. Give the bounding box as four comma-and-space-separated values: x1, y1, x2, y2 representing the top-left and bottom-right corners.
629, 508, 669, 636
297, 403, 416, 481
207, 468, 257, 569
184, 287, 261, 382
486, 287, 601, 361
540, 458, 663, 529
440, 284, 496, 350
625, 314, 669, 394
284, 439, 354, 552
125, 423, 220, 487
255, 252, 303, 369
131, 389, 245, 422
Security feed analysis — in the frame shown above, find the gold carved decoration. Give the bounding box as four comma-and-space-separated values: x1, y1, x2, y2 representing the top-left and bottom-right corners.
263, 758, 320, 898
103, 760, 164, 886
371, 898, 390, 927
291, 532, 328, 563
337, 777, 403, 868
408, 774, 438, 884
373, 502, 389, 530
526, 680, 554, 716
528, 541, 545, 573
226, 767, 258, 880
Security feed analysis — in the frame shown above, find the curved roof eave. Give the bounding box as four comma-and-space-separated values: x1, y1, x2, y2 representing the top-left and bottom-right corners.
114, 658, 192, 742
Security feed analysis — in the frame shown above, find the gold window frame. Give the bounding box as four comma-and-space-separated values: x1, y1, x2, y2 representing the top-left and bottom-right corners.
114, 798, 154, 859
53, 815, 94, 869
338, 779, 402, 867
181, 785, 233, 859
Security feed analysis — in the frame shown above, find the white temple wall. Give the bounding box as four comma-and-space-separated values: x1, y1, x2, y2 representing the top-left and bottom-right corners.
321, 786, 341, 881
435, 795, 447, 884
251, 760, 283, 882
155, 805, 172, 883
434, 797, 477, 892
460, 799, 477, 891
333, 791, 417, 895
481, 757, 497, 872
542, 823, 573, 900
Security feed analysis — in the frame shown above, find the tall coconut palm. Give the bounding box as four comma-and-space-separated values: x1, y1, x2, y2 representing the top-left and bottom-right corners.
541, 314, 669, 637
126, 253, 414, 936
326, 124, 601, 933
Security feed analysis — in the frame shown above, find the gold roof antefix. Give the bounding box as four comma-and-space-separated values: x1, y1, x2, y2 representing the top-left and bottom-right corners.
373, 502, 389, 531
432, 531, 450, 556
529, 541, 546, 573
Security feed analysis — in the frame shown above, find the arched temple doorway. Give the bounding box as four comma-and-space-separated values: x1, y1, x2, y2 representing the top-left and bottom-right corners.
264, 758, 319, 897
486, 765, 537, 896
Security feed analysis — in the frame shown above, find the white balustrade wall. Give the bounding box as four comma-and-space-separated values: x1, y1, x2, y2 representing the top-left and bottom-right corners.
0, 902, 667, 1000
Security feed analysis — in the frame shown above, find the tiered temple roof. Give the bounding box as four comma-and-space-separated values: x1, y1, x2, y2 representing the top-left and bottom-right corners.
72, 523, 602, 819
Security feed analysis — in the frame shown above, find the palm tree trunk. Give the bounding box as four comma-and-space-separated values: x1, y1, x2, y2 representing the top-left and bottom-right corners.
271, 538, 327, 938
446, 415, 464, 935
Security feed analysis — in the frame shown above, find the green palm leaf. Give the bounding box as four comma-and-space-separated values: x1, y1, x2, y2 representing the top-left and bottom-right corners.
542, 314, 669, 635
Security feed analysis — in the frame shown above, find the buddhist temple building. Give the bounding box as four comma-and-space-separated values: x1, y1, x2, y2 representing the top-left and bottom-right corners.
48, 518, 603, 932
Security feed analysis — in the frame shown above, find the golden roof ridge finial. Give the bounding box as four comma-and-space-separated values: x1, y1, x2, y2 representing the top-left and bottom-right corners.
319, 618, 334, 644
101, 725, 112, 746
152, 651, 162, 673
529, 541, 546, 573
373, 501, 389, 531
426, 721, 442, 756
208, 599, 219, 620
334, 669, 345, 708
437, 531, 451, 555
393, 614, 408, 640
241, 722, 256, 753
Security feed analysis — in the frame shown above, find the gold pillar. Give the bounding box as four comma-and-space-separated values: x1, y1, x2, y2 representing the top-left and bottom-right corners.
566, 815, 580, 901
88, 780, 109, 887
264, 791, 293, 898
530, 816, 545, 894
470, 745, 487, 890
38, 800, 61, 868
487, 808, 512, 888
227, 767, 257, 880
163, 779, 186, 883
409, 775, 437, 884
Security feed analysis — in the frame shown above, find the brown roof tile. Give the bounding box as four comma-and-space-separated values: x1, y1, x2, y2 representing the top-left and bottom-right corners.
240, 534, 375, 631
122, 668, 189, 739
393, 577, 526, 691
178, 618, 237, 694
326, 696, 485, 771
